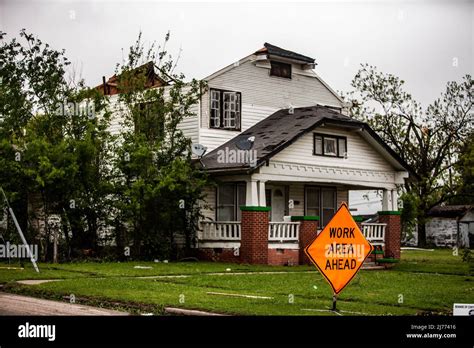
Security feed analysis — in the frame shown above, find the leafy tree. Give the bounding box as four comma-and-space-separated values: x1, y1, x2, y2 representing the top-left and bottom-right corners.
346, 64, 473, 247
112, 32, 208, 260
450, 132, 474, 204
0, 30, 114, 261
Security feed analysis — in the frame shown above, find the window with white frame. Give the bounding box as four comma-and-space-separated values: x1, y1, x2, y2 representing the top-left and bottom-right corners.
210, 90, 221, 128
209, 89, 241, 130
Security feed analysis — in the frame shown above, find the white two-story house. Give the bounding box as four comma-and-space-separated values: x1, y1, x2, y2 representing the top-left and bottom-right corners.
103, 43, 411, 265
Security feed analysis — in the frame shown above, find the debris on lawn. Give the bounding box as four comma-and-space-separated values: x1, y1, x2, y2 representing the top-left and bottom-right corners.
301, 308, 343, 316
401, 247, 434, 251
164, 307, 226, 316
133, 266, 153, 269
226, 268, 231, 272
17, 279, 63, 285
207, 291, 273, 299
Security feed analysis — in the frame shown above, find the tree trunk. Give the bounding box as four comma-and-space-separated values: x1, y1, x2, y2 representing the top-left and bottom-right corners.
417, 221, 427, 248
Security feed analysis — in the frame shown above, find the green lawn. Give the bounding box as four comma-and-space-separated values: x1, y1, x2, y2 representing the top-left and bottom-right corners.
1, 249, 472, 315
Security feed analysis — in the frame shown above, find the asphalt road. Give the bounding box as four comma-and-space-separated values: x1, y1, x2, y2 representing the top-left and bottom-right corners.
0, 292, 129, 316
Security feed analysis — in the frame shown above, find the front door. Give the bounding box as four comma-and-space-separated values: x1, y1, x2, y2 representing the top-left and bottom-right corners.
271, 186, 286, 222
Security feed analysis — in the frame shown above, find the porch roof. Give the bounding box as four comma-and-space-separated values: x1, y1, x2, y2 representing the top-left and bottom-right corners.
199, 105, 415, 177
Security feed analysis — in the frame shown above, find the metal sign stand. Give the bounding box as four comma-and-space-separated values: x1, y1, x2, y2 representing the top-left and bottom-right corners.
0, 187, 40, 273
332, 292, 338, 312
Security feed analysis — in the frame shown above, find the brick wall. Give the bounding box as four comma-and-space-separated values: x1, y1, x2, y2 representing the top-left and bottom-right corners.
297, 220, 319, 265
268, 248, 299, 266
379, 213, 401, 259
240, 210, 269, 264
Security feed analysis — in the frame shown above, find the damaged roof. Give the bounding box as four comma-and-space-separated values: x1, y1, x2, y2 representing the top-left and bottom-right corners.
256, 43, 316, 64
201, 105, 414, 175
427, 205, 473, 218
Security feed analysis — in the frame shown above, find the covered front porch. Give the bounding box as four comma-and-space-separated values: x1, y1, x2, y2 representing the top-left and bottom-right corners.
197, 174, 401, 266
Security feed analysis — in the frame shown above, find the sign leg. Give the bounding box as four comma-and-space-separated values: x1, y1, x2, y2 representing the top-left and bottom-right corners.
332, 292, 337, 311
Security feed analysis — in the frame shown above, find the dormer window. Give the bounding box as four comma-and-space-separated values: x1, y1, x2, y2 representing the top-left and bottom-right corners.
210, 88, 241, 130
270, 61, 292, 79
314, 133, 347, 158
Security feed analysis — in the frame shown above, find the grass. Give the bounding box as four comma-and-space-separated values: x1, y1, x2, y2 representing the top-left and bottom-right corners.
0, 249, 472, 316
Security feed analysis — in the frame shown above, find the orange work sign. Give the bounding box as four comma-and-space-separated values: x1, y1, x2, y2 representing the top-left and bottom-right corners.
305, 203, 373, 295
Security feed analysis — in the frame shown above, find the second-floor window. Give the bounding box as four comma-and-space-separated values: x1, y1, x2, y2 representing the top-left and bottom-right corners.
270, 61, 292, 79
210, 89, 241, 130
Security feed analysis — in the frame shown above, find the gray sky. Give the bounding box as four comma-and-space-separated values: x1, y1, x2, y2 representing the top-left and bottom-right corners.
1, 0, 473, 109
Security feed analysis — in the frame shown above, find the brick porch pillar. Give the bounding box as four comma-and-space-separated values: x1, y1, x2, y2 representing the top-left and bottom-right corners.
240, 206, 270, 264
292, 216, 319, 265
378, 211, 401, 259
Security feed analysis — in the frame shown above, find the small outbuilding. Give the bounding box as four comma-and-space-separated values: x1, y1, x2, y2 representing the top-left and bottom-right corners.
426, 205, 474, 248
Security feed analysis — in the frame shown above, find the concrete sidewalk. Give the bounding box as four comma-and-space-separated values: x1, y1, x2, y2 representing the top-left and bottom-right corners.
0, 292, 129, 316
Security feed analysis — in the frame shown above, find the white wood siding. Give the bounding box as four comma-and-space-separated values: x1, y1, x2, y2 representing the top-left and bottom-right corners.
177, 103, 199, 145
271, 126, 394, 172
106, 95, 128, 136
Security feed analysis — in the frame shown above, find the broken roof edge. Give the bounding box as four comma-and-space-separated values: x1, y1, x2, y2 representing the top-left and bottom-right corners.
260, 42, 316, 64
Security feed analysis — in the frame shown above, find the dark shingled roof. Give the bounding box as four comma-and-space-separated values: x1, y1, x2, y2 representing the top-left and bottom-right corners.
200, 105, 366, 173
427, 205, 473, 218
257, 43, 316, 64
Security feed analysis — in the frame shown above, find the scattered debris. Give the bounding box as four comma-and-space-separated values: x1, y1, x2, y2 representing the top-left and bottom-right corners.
226, 268, 231, 272
133, 266, 153, 269
207, 291, 273, 299
164, 307, 226, 316
301, 308, 342, 316
401, 247, 434, 252
16, 279, 63, 285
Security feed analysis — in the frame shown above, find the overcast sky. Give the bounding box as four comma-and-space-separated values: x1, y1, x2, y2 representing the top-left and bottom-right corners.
1, 0, 472, 109
1, 0, 473, 213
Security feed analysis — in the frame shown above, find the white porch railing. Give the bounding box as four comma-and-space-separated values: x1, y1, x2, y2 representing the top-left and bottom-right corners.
199, 221, 241, 241
268, 222, 300, 242
361, 223, 386, 246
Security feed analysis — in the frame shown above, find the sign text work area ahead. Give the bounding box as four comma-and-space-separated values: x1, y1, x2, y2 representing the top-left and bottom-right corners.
305, 203, 373, 294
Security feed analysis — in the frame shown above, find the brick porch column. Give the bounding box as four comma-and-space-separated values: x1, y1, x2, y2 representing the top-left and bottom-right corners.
378, 211, 401, 259
292, 216, 319, 265
240, 206, 270, 264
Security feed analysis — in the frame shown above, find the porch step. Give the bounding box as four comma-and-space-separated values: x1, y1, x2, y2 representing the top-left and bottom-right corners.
362, 261, 384, 270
